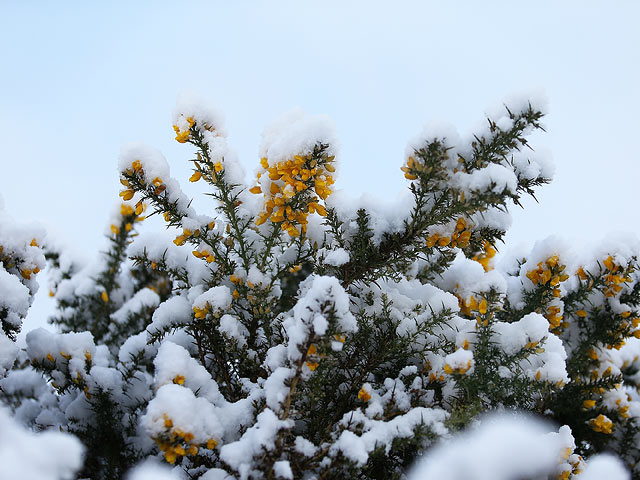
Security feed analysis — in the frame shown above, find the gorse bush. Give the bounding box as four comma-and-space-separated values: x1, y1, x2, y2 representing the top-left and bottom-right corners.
1, 93, 639, 480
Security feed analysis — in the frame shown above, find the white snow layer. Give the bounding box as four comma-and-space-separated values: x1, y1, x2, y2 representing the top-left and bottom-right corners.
0, 407, 84, 480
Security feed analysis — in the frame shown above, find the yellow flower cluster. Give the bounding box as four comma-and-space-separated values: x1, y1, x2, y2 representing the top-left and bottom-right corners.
616, 397, 630, 419
357, 386, 372, 402
602, 255, 632, 298
173, 227, 201, 246
173, 117, 195, 143
0, 241, 40, 280
154, 414, 217, 464
557, 445, 584, 480
193, 303, 210, 319
306, 344, 320, 371
589, 414, 613, 434
0, 243, 40, 281
20, 265, 40, 280
426, 218, 472, 249
110, 203, 145, 237
443, 359, 472, 375
472, 240, 497, 272
526, 255, 570, 288
251, 153, 334, 237
400, 156, 421, 180
524, 256, 572, 331
120, 160, 167, 198
546, 305, 564, 331
192, 249, 215, 263
457, 294, 488, 317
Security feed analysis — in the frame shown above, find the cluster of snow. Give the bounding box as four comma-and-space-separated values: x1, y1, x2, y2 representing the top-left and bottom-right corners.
174, 92, 245, 187
0, 407, 84, 480
127, 231, 211, 287
409, 413, 628, 480
333, 407, 448, 465
259, 108, 338, 166
0, 195, 45, 364
119, 143, 192, 213
283, 275, 356, 362
112, 288, 161, 325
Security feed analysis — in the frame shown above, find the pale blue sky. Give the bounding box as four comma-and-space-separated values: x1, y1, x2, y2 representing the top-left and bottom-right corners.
1, 1, 639, 331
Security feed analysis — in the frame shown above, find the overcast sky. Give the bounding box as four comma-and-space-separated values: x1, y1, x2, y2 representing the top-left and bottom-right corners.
1, 1, 639, 332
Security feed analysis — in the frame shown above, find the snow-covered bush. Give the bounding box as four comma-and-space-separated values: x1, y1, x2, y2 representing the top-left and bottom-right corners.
1, 93, 640, 479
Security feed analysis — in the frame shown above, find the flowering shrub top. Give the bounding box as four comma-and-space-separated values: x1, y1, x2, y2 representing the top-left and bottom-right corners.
1, 93, 639, 480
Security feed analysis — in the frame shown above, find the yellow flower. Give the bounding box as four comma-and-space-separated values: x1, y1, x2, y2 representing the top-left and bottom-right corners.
437, 236, 450, 247
213, 162, 223, 172
583, 399, 596, 409
590, 414, 613, 434
358, 387, 372, 402
163, 414, 173, 428
255, 212, 269, 226
119, 189, 135, 201
207, 438, 218, 449
473, 241, 496, 272
173, 119, 194, 144
120, 204, 134, 216
164, 450, 177, 464
603, 256, 615, 271
173, 375, 185, 385
576, 267, 587, 280
443, 360, 472, 375
315, 204, 327, 216
101, 291, 109, 303
193, 305, 209, 319
189, 171, 202, 182
135, 201, 146, 216
478, 298, 487, 315
289, 264, 302, 273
